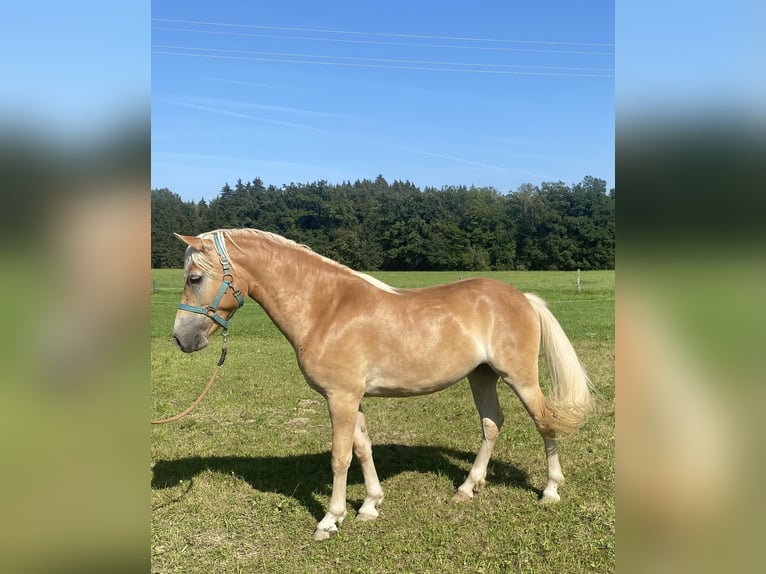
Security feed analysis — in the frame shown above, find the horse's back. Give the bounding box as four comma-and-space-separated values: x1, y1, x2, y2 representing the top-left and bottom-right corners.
395, 277, 531, 316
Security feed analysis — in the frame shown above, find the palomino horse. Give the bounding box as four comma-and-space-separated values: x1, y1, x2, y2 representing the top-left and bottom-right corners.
172, 229, 592, 541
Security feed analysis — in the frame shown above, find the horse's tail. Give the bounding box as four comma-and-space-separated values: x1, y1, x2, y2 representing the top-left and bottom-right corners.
524, 293, 593, 435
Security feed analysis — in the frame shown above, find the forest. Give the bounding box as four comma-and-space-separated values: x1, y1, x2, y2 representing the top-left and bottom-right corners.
151, 175, 614, 271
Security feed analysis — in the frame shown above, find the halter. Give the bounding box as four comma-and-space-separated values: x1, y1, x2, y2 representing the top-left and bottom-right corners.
177, 232, 245, 330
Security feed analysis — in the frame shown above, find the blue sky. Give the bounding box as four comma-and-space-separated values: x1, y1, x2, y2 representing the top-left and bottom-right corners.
1, 2, 148, 141
151, 1, 614, 202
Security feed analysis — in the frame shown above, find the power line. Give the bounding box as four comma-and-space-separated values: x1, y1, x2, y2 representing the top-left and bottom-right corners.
152, 44, 614, 73
152, 18, 614, 48
153, 26, 613, 56
152, 49, 613, 78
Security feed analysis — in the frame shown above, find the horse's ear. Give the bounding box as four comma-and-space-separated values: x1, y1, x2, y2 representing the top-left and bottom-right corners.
174, 233, 204, 251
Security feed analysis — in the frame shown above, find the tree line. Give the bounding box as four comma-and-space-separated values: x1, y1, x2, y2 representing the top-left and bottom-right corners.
152, 175, 614, 271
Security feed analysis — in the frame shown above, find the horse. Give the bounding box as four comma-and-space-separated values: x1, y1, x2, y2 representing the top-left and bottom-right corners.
171, 229, 592, 541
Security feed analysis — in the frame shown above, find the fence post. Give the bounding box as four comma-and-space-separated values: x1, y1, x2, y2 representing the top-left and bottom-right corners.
576, 269, 581, 294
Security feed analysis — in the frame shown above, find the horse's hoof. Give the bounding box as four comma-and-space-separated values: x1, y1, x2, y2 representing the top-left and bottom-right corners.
541, 493, 561, 504
312, 528, 336, 541
356, 511, 378, 522
451, 490, 473, 503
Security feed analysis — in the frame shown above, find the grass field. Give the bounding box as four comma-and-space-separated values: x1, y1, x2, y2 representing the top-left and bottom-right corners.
151, 269, 614, 573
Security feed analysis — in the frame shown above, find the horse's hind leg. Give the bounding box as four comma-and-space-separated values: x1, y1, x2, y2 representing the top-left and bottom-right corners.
353, 407, 384, 521
505, 375, 565, 503
454, 365, 504, 502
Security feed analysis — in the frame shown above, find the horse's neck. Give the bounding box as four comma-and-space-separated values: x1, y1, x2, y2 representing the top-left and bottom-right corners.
237, 238, 342, 346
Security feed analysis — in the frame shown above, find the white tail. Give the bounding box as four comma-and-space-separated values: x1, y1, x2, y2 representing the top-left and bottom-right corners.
525, 293, 593, 434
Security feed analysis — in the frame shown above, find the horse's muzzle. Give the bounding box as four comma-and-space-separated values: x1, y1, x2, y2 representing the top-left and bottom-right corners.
172, 332, 209, 353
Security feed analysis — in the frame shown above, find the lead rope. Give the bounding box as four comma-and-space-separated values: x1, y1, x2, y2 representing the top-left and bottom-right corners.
151, 331, 229, 424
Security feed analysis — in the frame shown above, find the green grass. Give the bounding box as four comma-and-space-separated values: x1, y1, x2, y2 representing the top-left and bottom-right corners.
151, 270, 614, 573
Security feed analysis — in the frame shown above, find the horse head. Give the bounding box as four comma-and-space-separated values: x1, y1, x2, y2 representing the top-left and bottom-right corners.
172, 232, 245, 353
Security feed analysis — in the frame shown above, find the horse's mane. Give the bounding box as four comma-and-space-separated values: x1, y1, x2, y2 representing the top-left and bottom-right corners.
191, 229, 399, 295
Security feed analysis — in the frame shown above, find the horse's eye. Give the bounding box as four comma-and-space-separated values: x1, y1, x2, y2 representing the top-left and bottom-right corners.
188, 275, 203, 285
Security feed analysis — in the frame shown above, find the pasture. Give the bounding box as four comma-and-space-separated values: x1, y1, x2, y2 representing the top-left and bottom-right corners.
151, 269, 614, 573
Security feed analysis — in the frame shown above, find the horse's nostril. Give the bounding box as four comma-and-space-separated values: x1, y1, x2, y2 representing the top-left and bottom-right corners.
173, 335, 182, 349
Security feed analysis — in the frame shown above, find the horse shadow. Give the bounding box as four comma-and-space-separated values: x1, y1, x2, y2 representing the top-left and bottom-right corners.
151, 444, 539, 520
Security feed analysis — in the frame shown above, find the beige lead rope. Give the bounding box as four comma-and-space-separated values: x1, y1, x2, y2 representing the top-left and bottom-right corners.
151, 336, 228, 425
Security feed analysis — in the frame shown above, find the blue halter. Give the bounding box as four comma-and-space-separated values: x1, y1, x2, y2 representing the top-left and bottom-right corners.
177, 232, 245, 330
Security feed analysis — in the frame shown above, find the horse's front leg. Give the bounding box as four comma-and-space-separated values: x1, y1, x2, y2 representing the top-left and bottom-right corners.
313, 392, 360, 541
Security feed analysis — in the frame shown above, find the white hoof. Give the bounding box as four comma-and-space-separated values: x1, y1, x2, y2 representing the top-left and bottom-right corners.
452, 489, 474, 503
541, 491, 561, 504
356, 511, 378, 522
312, 527, 337, 541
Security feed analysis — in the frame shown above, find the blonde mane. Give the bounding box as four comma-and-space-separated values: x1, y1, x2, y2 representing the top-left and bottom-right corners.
191, 229, 399, 295
183, 229, 238, 277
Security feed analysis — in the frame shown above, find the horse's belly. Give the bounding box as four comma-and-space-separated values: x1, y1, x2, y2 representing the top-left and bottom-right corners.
362, 355, 482, 398
363, 375, 466, 398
